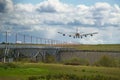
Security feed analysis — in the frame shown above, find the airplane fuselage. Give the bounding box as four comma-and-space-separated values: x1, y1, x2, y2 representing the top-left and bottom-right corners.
75, 33, 80, 38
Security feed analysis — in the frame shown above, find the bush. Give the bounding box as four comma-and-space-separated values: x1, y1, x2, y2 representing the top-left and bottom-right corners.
28, 74, 119, 80
63, 58, 89, 66
15, 58, 32, 63
0, 63, 19, 69
28, 74, 80, 80
45, 54, 56, 63
114, 58, 120, 67
94, 55, 119, 67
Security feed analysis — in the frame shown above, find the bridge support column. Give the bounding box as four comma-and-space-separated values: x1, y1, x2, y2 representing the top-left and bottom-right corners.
55, 50, 61, 62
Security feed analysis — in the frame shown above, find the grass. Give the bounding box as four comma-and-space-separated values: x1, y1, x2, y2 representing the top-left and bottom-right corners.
14, 44, 120, 51
63, 44, 120, 51
0, 43, 120, 52
0, 63, 119, 80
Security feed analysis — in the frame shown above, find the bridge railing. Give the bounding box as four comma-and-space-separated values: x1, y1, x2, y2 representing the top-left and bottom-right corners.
0, 31, 71, 47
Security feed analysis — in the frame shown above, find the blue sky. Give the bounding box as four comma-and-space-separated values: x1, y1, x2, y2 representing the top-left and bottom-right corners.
13, 0, 120, 6
0, 0, 120, 44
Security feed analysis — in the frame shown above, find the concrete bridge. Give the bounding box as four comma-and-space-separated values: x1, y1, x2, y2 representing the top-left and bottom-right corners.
0, 44, 74, 62
0, 44, 120, 64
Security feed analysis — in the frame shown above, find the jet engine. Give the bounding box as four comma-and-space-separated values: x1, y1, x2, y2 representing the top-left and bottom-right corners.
69, 35, 72, 37
63, 34, 65, 36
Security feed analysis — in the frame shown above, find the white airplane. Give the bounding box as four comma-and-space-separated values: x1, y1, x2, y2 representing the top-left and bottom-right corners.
58, 28, 98, 39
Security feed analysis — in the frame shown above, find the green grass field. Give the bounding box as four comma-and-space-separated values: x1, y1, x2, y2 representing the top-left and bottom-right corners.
0, 63, 119, 80
14, 44, 120, 51
1, 43, 120, 52
63, 44, 120, 51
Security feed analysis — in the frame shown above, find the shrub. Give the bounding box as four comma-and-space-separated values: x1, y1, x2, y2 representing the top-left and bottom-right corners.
28, 76, 38, 80
114, 58, 120, 67
81, 69, 86, 72
0, 63, 19, 69
28, 74, 80, 80
94, 55, 119, 67
16, 58, 32, 63
63, 58, 89, 66
28, 74, 119, 80
45, 54, 56, 63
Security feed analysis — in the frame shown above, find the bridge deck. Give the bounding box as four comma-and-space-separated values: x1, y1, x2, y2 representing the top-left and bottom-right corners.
0, 44, 62, 49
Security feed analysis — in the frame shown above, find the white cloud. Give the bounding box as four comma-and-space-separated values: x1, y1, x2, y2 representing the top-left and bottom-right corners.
99, 27, 120, 44
14, 3, 35, 12
0, 0, 120, 44
46, 27, 58, 38
0, 0, 13, 13
94, 2, 112, 10
36, 0, 72, 13
114, 4, 120, 12
90, 2, 120, 27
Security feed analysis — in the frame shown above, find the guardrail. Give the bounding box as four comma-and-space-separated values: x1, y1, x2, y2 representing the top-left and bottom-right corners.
0, 44, 64, 49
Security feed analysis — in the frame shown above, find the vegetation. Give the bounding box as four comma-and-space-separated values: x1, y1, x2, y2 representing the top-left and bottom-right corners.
28, 74, 119, 80
0, 63, 19, 69
62, 55, 120, 67
0, 44, 120, 80
1, 43, 120, 52
63, 44, 120, 51
94, 55, 120, 67
45, 54, 56, 63
0, 63, 119, 80
63, 58, 89, 66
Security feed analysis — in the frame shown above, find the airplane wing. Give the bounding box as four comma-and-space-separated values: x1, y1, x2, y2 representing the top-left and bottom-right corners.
58, 32, 74, 37
80, 32, 98, 37
58, 31, 98, 38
